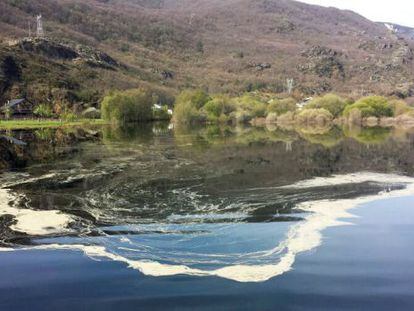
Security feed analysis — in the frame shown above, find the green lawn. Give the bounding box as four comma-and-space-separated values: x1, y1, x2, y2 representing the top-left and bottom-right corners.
0, 119, 107, 130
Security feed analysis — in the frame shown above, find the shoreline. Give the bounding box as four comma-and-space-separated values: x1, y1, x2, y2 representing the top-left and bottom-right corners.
0, 119, 107, 130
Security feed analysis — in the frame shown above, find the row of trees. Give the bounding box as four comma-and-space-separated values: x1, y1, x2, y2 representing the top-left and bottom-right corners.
173, 90, 413, 126
25, 88, 411, 127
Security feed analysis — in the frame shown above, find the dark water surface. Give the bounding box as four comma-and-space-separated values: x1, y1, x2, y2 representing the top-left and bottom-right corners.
1, 124, 414, 310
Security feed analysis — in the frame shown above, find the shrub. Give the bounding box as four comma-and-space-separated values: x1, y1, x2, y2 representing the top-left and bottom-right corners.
296, 108, 333, 125
176, 90, 211, 110
34, 104, 54, 118
203, 95, 235, 122
101, 88, 153, 123
389, 99, 412, 116
61, 112, 78, 122
235, 110, 253, 123
277, 111, 295, 124
267, 98, 296, 116
173, 89, 210, 124
343, 96, 393, 118
305, 94, 346, 117
174, 101, 205, 124
233, 94, 267, 119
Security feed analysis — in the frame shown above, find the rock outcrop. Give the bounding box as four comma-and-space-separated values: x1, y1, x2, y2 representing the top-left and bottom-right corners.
11, 38, 119, 69
298, 46, 345, 79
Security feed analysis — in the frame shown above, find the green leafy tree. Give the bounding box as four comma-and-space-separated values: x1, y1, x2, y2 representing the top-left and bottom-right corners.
101, 88, 154, 123
203, 95, 235, 122
343, 96, 393, 118
234, 94, 267, 117
173, 89, 211, 124
305, 94, 346, 117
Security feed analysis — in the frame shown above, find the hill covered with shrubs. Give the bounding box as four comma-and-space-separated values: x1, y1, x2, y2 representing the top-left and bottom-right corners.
2, 0, 414, 114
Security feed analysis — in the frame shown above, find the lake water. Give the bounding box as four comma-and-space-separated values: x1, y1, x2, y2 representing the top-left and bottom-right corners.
1, 123, 414, 310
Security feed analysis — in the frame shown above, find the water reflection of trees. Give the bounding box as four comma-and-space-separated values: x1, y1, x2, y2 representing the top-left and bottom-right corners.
0, 127, 101, 171
343, 126, 392, 145
3, 123, 414, 174
173, 123, 406, 150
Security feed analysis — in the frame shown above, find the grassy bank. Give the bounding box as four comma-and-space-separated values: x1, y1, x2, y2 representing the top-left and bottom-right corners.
0, 119, 107, 130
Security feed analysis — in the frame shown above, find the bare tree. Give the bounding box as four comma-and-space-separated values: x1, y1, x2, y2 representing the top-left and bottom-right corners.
286, 78, 294, 94
36, 15, 44, 37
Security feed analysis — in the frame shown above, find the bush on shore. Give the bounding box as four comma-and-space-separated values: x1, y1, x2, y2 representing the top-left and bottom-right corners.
296, 108, 333, 125
101, 88, 154, 123
203, 95, 235, 123
173, 89, 210, 124
305, 94, 347, 117
389, 99, 412, 116
172, 89, 414, 127
233, 94, 267, 120
267, 98, 296, 116
343, 96, 393, 118
34, 104, 54, 118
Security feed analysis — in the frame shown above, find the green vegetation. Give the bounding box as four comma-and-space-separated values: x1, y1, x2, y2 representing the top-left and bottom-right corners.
296, 108, 333, 125
153, 105, 171, 121
101, 89, 152, 123
204, 95, 235, 123
0, 119, 106, 130
343, 96, 393, 118
344, 126, 392, 145
172, 90, 414, 127
101, 88, 171, 124
305, 94, 347, 117
267, 98, 296, 116
389, 99, 412, 116
33, 104, 54, 118
61, 111, 78, 122
234, 94, 267, 118
173, 90, 210, 124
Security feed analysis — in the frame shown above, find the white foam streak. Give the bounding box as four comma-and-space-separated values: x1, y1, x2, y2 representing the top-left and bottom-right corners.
0, 189, 75, 236
281, 172, 413, 189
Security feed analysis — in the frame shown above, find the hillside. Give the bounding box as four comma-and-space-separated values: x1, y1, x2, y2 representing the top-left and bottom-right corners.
1, 0, 414, 107
381, 22, 414, 40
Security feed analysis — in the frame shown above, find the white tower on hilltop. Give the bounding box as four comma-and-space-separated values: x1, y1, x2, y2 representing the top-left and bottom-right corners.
36, 15, 44, 37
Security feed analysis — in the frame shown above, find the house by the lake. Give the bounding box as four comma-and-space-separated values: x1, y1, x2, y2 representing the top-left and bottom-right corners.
1, 98, 35, 118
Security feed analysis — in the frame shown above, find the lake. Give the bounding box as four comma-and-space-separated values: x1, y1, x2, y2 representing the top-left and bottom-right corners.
1, 123, 414, 310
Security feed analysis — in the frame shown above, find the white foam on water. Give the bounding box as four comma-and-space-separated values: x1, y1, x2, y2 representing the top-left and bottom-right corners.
281, 172, 413, 189
0, 188, 75, 236
2, 173, 414, 282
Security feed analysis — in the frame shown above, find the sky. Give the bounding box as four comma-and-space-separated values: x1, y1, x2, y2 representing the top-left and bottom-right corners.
299, 0, 414, 27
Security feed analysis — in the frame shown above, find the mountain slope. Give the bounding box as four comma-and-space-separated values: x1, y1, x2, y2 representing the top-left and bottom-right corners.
1, 0, 414, 106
